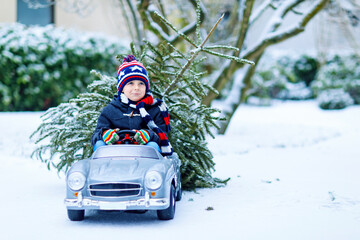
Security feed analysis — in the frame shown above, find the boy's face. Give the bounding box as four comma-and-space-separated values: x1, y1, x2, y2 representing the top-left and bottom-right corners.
122, 80, 146, 102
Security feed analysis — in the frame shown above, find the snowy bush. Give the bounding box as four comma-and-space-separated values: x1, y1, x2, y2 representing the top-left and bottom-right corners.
248, 53, 321, 103
249, 54, 317, 102
293, 55, 319, 86
317, 89, 354, 110
248, 68, 288, 100
311, 54, 360, 107
0, 23, 126, 111
347, 80, 360, 104
276, 82, 313, 100
251, 53, 360, 106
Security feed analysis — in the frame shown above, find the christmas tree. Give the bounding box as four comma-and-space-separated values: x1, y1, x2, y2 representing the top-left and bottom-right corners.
31, 2, 253, 189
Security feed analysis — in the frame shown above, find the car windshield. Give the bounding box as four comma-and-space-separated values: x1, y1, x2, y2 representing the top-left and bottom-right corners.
92, 145, 160, 159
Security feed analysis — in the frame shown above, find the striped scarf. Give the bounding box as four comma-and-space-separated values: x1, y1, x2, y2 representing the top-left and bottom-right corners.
119, 93, 173, 156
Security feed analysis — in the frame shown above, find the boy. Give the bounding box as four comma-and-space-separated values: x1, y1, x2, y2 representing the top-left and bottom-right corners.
91, 55, 172, 156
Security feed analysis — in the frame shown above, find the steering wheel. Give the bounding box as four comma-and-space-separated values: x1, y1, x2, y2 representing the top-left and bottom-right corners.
115, 129, 138, 145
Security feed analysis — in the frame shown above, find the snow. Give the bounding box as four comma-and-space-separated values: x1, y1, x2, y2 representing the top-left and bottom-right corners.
1, 100, 360, 240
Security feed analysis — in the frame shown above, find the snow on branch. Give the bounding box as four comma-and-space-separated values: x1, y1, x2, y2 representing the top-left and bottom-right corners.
203, 48, 255, 65
241, 0, 329, 60
265, 0, 305, 34
151, 11, 197, 47
249, 0, 274, 26
139, 0, 206, 46
168, 22, 198, 44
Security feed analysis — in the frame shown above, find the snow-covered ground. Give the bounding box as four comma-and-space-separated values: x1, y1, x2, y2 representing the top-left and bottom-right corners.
1, 100, 360, 240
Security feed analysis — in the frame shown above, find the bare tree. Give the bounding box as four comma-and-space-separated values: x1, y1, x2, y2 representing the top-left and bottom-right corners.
203, 0, 329, 132
25, 0, 330, 134
116, 0, 329, 133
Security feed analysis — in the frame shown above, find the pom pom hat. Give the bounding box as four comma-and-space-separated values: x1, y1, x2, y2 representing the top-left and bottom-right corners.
117, 55, 150, 94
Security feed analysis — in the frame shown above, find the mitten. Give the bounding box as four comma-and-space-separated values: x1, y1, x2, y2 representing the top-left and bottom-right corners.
102, 129, 119, 145
134, 129, 150, 145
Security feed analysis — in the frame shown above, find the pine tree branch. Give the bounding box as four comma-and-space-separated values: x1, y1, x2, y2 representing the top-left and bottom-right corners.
168, 0, 206, 45
152, 11, 197, 47
137, 0, 206, 46
204, 45, 240, 51
202, 49, 254, 65
163, 14, 225, 96
155, 0, 166, 17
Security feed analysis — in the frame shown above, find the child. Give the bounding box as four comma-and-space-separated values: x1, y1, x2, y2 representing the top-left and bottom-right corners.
91, 55, 172, 156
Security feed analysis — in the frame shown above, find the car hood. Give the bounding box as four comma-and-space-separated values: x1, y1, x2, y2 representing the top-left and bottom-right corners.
88, 158, 163, 182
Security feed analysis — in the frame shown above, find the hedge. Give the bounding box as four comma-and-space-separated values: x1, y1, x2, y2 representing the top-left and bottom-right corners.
0, 23, 126, 111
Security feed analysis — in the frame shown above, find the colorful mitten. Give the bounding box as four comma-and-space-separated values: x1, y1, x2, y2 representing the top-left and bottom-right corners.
134, 130, 150, 145
102, 129, 119, 145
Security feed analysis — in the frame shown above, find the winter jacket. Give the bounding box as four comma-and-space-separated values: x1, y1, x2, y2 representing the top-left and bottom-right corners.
91, 96, 168, 146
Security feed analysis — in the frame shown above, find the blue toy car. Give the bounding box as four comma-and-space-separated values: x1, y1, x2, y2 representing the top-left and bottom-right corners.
64, 130, 182, 221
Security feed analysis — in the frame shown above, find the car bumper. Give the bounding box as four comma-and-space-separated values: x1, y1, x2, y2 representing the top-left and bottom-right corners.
64, 192, 169, 210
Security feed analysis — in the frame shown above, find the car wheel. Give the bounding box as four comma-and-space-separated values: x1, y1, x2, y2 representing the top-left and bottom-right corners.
67, 209, 85, 221
175, 174, 182, 201
157, 185, 176, 220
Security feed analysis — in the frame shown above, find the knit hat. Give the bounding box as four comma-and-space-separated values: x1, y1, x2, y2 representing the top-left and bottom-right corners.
117, 55, 150, 94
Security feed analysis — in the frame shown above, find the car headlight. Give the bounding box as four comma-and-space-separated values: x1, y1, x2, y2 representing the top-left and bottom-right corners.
67, 172, 86, 191
145, 171, 162, 190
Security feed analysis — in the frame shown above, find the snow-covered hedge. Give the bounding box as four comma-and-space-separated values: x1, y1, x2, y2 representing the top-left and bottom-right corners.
0, 23, 126, 111
347, 80, 360, 104
311, 54, 360, 109
317, 89, 354, 110
249, 67, 288, 100
250, 54, 317, 102
252, 53, 360, 110
293, 55, 319, 87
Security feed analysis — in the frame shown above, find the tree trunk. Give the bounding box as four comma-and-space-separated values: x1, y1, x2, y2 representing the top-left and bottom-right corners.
202, 0, 255, 107
217, 0, 330, 134
218, 53, 262, 134
203, 0, 330, 108
239, 53, 263, 103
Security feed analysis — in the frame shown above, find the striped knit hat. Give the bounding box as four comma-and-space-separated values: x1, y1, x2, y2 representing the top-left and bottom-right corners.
117, 55, 150, 94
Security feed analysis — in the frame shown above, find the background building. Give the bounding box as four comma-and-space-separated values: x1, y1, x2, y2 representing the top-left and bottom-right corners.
0, 0, 127, 38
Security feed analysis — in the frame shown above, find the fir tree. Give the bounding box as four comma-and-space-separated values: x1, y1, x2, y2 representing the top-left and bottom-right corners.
31, 1, 253, 189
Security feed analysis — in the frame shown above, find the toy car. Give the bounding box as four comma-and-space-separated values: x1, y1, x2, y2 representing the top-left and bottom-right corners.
64, 130, 182, 221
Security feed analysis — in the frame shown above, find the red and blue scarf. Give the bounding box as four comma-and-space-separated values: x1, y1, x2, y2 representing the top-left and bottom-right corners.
120, 93, 173, 156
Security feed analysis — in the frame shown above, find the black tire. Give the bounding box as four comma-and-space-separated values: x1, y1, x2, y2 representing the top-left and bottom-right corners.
67, 209, 85, 221
175, 174, 182, 201
157, 185, 176, 220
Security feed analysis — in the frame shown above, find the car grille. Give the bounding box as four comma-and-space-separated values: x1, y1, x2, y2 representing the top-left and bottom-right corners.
89, 183, 142, 197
